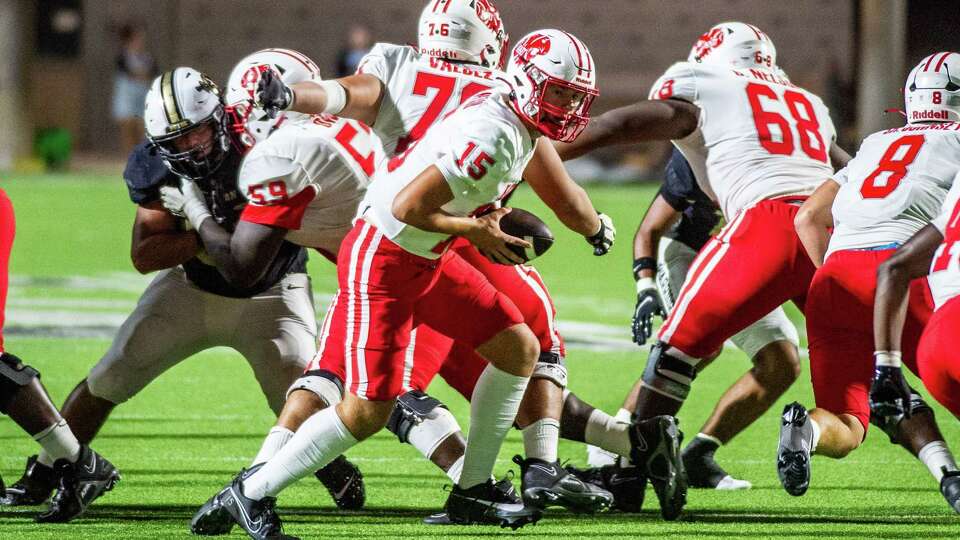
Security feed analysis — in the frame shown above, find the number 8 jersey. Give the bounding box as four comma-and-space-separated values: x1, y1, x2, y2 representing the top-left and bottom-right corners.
650, 62, 836, 219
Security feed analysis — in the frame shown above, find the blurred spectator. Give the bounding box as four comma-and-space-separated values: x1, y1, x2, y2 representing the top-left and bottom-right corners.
336, 25, 373, 76
112, 23, 156, 157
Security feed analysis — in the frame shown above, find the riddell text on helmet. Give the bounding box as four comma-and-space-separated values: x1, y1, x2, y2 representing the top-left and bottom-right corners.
912, 109, 950, 121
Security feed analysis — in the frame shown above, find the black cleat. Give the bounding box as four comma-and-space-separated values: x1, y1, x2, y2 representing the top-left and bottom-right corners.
215, 475, 294, 540
191, 465, 263, 536
315, 455, 365, 510
941, 467, 960, 514
35, 446, 120, 523
0, 455, 58, 506
443, 479, 541, 529
565, 463, 646, 513
631, 415, 686, 520
682, 438, 751, 490
777, 402, 814, 497
513, 455, 612, 513
424, 477, 521, 525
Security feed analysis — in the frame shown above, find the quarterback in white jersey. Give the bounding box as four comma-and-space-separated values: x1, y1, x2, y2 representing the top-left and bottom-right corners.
787, 51, 960, 511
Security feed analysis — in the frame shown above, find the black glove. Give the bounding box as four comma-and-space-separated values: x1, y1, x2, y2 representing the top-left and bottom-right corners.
586, 213, 615, 256
632, 278, 664, 345
256, 68, 294, 119
869, 363, 912, 419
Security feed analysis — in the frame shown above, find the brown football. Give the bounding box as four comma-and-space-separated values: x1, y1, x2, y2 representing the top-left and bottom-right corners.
498, 208, 554, 263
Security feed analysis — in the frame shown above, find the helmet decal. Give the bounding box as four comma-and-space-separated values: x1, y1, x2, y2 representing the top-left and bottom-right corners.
513, 33, 552, 63
693, 27, 726, 62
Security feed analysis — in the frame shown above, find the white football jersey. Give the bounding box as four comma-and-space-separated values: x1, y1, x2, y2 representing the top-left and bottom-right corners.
650, 62, 837, 219
238, 114, 383, 255
360, 90, 535, 259
827, 122, 960, 258
357, 42, 508, 157
929, 172, 960, 310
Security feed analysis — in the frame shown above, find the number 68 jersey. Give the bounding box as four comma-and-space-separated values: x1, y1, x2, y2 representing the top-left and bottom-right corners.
929, 172, 960, 310
650, 61, 836, 219
827, 122, 960, 258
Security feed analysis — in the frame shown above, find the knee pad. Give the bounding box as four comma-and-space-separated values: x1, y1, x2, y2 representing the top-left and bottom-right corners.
531, 352, 567, 387
0, 353, 40, 413
386, 390, 460, 456
285, 369, 343, 407
869, 386, 932, 445
640, 342, 697, 402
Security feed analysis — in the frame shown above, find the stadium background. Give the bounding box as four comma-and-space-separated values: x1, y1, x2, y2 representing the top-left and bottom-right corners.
1, 1, 960, 538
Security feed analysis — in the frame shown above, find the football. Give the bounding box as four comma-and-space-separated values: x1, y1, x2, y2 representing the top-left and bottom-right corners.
498, 207, 555, 263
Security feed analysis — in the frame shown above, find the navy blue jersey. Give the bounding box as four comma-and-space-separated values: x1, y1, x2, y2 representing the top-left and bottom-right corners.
659, 148, 721, 252
123, 142, 307, 298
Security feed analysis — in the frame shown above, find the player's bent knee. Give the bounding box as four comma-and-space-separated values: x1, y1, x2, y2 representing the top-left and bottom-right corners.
386, 390, 461, 457
0, 353, 40, 413
531, 352, 567, 387
286, 369, 344, 407
337, 394, 397, 441
641, 342, 698, 402
477, 324, 539, 376
752, 340, 801, 386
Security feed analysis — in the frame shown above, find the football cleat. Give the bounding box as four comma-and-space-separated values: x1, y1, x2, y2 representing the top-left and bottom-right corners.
565, 463, 646, 513
631, 415, 686, 520
940, 467, 960, 514
214, 475, 292, 540
682, 440, 751, 490
0, 455, 58, 506
777, 402, 814, 497
513, 455, 612, 513
443, 479, 541, 529
314, 455, 365, 510
191, 465, 263, 536
35, 446, 120, 523
423, 477, 521, 525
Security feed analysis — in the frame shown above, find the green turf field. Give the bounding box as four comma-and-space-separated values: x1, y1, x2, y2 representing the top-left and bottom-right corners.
0, 174, 956, 539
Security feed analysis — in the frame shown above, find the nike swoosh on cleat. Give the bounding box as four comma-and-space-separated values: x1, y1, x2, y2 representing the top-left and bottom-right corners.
82, 453, 97, 474
529, 464, 558, 476
229, 487, 263, 532
333, 475, 356, 500
608, 474, 634, 486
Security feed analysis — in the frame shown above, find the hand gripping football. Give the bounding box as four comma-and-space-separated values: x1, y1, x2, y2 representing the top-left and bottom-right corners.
498, 208, 554, 263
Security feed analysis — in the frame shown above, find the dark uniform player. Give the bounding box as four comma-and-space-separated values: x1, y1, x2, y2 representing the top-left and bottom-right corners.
0, 187, 119, 522
2, 68, 360, 511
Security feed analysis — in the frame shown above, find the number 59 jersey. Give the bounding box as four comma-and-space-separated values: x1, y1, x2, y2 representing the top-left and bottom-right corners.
650, 62, 836, 219
357, 42, 508, 157
827, 122, 960, 257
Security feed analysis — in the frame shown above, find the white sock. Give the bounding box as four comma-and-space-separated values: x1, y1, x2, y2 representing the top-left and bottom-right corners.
242, 407, 357, 500
33, 419, 81, 465
409, 407, 462, 460
809, 418, 822, 452
446, 455, 465, 483
251, 426, 294, 466
459, 364, 529, 489
522, 418, 560, 463
584, 408, 632, 458
918, 440, 959, 482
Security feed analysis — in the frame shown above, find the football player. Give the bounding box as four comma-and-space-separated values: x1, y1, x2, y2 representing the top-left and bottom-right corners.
252, 0, 632, 518
784, 52, 960, 510
2, 67, 360, 512
555, 22, 850, 518
201, 28, 622, 537
568, 148, 803, 498
874, 169, 960, 513
0, 188, 119, 522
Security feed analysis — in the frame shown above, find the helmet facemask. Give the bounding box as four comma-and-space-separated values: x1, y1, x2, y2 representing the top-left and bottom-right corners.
151, 108, 230, 181
520, 65, 597, 142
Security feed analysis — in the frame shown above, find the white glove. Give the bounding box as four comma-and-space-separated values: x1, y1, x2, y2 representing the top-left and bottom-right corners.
160, 180, 212, 229
586, 212, 616, 256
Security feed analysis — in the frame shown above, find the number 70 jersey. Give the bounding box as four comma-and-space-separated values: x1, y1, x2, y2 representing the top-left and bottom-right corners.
650, 61, 837, 219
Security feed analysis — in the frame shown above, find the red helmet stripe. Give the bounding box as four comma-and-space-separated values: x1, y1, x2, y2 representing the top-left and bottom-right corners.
559, 30, 586, 75
746, 24, 764, 40
431, 0, 443, 13
923, 53, 938, 71
935, 52, 954, 72
442, 0, 452, 13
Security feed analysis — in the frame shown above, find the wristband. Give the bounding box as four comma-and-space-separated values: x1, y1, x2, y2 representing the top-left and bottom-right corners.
636, 276, 656, 294
633, 257, 656, 281
318, 79, 347, 115
874, 350, 902, 368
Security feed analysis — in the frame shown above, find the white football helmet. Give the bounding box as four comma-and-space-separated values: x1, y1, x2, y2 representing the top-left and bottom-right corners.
687, 22, 777, 70
144, 67, 230, 180
905, 52, 960, 124
417, 0, 508, 69
225, 48, 322, 151
505, 29, 598, 142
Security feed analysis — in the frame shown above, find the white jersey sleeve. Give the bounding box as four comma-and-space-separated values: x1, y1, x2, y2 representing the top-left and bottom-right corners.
928, 174, 960, 310
360, 91, 534, 259
651, 62, 836, 219
827, 122, 960, 257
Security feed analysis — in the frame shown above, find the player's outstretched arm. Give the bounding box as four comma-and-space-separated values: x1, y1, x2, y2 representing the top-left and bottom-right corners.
130, 201, 199, 274
257, 69, 384, 127
391, 165, 530, 265
553, 99, 700, 161
794, 179, 840, 268
829, 142, 852, 170
630, 193, 678, 344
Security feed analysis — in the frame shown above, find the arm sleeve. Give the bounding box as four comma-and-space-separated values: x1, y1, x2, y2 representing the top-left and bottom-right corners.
659, 149, 697, 212
435, 121, 516, 200
931, 177, 960, 233
831, 166, 850, 186
237, 152, 315, 230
